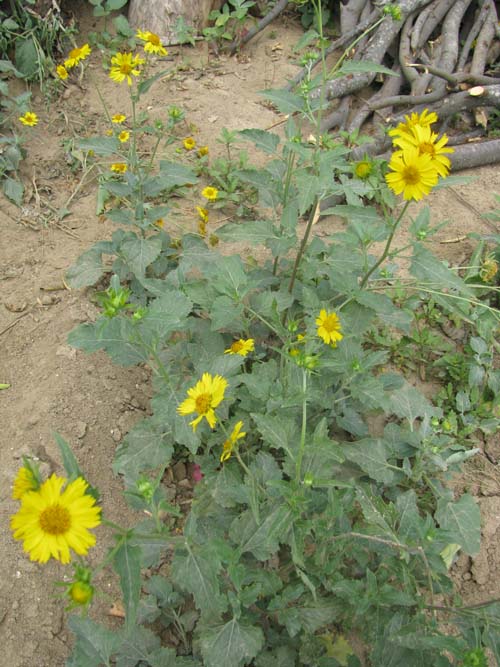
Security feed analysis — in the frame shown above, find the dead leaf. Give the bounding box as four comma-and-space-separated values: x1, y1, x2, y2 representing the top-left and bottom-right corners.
4, 302, 27, 313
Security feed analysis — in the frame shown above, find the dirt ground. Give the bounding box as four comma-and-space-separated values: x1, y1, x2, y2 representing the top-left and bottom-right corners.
1, 3, 500, 665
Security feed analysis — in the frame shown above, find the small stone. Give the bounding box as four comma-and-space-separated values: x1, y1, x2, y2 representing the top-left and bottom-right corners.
111, 428, 122, 443
172, 461, 187, 481
462, 572, 472, 580
26, 415, 40, 428
39, 294, 54, 306
56, 345, 77, 359
75, 421, 87, 439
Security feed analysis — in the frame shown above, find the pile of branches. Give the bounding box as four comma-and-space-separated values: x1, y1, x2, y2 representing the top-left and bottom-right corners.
238, 0, 500, 170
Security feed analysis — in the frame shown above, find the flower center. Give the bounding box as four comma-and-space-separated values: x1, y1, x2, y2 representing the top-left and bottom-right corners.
120, 62, 132, 74
195, 393, 211, 414
402, 165, 420, 185
230, 341, 244, 353
149, 33, 160, 45
322, 315, 339, 333
39, 504, 71, 535
68, 48, 79, 59
419, 142, 435, 156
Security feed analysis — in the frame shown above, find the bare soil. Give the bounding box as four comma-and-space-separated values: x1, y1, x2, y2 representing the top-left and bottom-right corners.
1, 3, 500, 665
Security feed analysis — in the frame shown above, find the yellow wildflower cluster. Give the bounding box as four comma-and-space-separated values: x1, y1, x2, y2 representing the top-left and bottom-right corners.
10, 468, 101, 564
55, 43, 91, 83
385, 110, 454, 201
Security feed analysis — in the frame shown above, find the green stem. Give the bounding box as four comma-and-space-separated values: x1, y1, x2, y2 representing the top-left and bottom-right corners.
295, 369, 308, 482
359, 201, 410, 288
288, 197, 318, 294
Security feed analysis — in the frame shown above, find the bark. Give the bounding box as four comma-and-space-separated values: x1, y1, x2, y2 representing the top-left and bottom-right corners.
128, 0, 224, 44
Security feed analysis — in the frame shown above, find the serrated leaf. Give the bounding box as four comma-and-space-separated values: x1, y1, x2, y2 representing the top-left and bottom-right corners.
251, 413, 299, 459
217, 219, 276, 245
158, 160, 198, 186
172, 543, 227, 619
115, 625, 160, 667
68, 616, 121, 666
113, 417, 173, 477
120, 235, 162, 278
66, 248, 104, 287
296, 171, 318, 215
231, 503, 292, 560
140, 290, 192, 338
53, 432, 99, 499
68, 318, 149, 366
79, 136, 119, 156
436, 493, 481, 556
2, 177, 23, 205
343, 439, 395, 484
204, 255, 248, 298
238, 128, 280, 154
387, 381, 435, 425
210, 295, 244, 330
259, 88, 305, 114
115, 538, 142, 629
410, 245, 473, 297
199, 617, 264, 667
15, 37, 38, 79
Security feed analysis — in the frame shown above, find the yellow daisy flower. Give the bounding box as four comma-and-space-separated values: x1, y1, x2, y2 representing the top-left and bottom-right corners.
154, 218, 165, 228
10, 474, 101, 564
56, 65, 68, 80
220, 421, 246, 462
224, 339, 255, 357
118, 130, 130, 143
177, 372, 228, 432
110, 162, 128, 173
109, 52, 144, 85
18, 111, 38, 127
388, 108, 438, 138
385, 147, 439, 201
112, 114, 126, 124
316, 309, 343, 347
197, 145, 209, 157
392, 124, 453, 178
202, 186, 218, 201
196, 206, 209, 223
64, 43, 91, 69
183, 137, 196, 151
12, 466, 40, 500
136, 29, 168, 56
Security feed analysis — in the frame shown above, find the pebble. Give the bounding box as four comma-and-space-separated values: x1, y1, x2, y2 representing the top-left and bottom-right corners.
56, 345, 76, 359
75, 421, 87, 439
111, 428, 122, 443
172, 461, 187, 481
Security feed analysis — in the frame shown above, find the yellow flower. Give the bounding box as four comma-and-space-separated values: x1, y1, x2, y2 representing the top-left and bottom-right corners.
196, 206, 209, 223
118, 130, 130, 143
10, 474, 101, 564
136, 29, 168, 56
202, 186, 218, 201
109, 52, 144, 85
197, 145, 209, 157
224, 338, 255, 357
177, 372, 228, 431
111, 162, 128, 173
392, 124, 453, 178
64, 43, 91, 69
112, 114, 126, 124
183, 137, 196, 151
220, 421, 246, 462
56, 65, 68, 80
154, 218, 165, 228
12, 466, 39, 500
18, 111, 38, 127
385, 147, 439, 201
480, 256, 499, 283
388, 108, 438, 139
354, 159, 373, 179
316, 309, 343, 347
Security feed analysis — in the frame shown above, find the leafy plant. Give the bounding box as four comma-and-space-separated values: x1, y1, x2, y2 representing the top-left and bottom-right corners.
203, 0, 256, 45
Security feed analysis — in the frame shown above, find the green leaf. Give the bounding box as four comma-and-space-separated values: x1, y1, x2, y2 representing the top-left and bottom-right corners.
79, 136, 119, 156
140, 290, 192, 339
343, 438, 395, 484
113, 417, 173, 478
2, 177, 23, 206
238, 128, 280, 154
251, 413, 299, 459
137, 69, 170, 97
387, 381, 436, 425
436, 493, 481, 556
172, 543, 227, 619
120, 235, 162, 278
217, 219, 276, 245
114, 538, 142, 628
0, 59, 22, 76
68, 616, 121, 667
68, 319, 150, 366
106, 0, 128, 10
53, 432, 99, 499
115, 625, 160, 667
296, 171, 319, 215
204, 255, 248, 298
210, 295, 244, 330
231, 503, 293, 560
66, 248, 104, 287
199, 616, 264, 667
410, 245, 474, 299
15, 37, 38, 79
158, 160, 198, 186
259, 88, 306, 114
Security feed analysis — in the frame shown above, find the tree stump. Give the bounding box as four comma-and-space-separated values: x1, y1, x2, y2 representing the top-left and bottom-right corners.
128, 0, 224, 44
